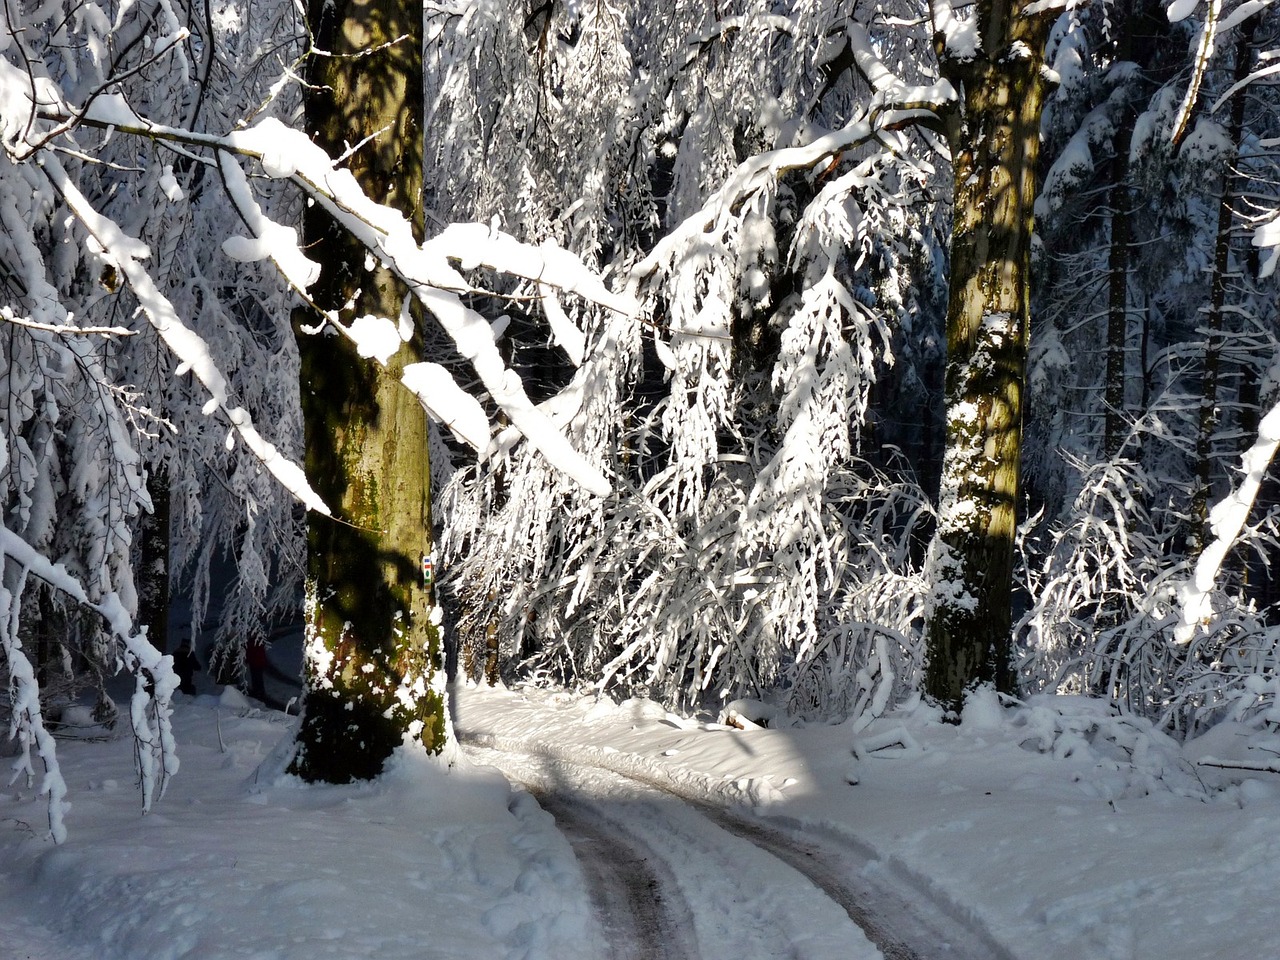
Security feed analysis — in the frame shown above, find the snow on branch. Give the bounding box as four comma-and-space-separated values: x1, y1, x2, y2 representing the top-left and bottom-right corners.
1211, 56, 1280, 113
1196, 756, 1280, 774
1176, 399, 1280, 643
32, 90, 620, 496
928, 0, 981, 60
235, 121, 622, 496
10, 76, 624, 496
1166, 0, 1277, 32
626, 21, 952, 303
2, 525, 177, 842
844, 22, 961, 107
0, 307, 135, 337
420, 223, 633, 317
629, 101, 945, 291
38, 154, 333, 516
1167, 0, 1223, 146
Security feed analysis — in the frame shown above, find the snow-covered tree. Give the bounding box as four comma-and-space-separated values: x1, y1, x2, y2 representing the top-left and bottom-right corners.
1, 0, 622, 823
1016, 0, 1280, 735
427, 2, 947, 718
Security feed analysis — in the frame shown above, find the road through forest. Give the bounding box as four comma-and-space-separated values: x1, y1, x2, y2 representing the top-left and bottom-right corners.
461, 735, 1016, 960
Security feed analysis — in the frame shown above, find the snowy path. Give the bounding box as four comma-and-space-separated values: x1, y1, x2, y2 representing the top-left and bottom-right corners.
462, 733, 1015, 960
529, 789, 700, 960
690, 808, 1012, 960
465, 742, 879, 960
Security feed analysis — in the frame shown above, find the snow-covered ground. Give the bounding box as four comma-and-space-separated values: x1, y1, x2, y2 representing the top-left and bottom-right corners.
3, 681, 1279, 960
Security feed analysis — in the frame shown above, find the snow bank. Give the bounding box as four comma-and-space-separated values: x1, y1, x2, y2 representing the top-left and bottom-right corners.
1, 702, 603, 960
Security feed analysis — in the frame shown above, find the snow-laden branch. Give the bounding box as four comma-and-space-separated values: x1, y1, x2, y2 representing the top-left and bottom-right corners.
928, 0, 981, 59
1167, 0, 1223, 146
229, 121, 621, 496
1212, 57, 1280, 113
2, 524, 178, 842
9, 28, 191, 162
627, 19, 954, 296
1253, 212, 1280, 278
1169, 0, 1276, 35
19, 87, 625, 497
843, 23, 959, 115
38, 154, 332, 516
1168, 0, 1279, 127
0, 306, 135, 336
629, 102, 945, 290
1176, 398, 1280, 643
420, 223, 633, 317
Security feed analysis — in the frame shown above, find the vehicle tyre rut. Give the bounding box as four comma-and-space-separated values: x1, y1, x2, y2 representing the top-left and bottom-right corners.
527, 788, 700, 960
462, 732, 1016, 960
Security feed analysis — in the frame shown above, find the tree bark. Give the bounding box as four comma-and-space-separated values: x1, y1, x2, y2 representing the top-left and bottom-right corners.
1105, 141, 1133, 460
137, 466, 171, 655
924, 1, 1054, 712
1188, 21, 1254, 556
288, 0, 445, 782
1104, 0, 1172, 458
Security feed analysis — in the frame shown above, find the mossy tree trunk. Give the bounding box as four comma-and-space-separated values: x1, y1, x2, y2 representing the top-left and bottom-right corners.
288, 0, 445, 782
924, 1, 1055, 712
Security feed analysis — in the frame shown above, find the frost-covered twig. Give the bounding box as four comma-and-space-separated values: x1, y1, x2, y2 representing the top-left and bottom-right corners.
1197, 756, 1280, 774
0, 308, 135, 337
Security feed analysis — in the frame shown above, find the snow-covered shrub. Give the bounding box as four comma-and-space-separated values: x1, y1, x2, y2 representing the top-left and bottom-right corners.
1018, 457, 1176, 697
1010, 693, 1204, 799
1018, 444, 1280, 740
430, 1, 946, 722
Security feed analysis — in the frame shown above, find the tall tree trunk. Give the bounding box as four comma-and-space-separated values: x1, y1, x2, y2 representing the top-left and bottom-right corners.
1104, 0, 1173, 458
288, 0, 445, 782
1188, 21, 1254, 556
924, 2, 1055, 712
137, 466, 171, 655
1105, 139, 1134, 460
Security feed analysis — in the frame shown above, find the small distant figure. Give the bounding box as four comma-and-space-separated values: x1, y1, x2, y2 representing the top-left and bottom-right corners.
246, 637, 269, 702
173, 641, 201, 696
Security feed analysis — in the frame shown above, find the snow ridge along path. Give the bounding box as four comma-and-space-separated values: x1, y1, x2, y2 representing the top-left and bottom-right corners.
460, 729, 1012, 960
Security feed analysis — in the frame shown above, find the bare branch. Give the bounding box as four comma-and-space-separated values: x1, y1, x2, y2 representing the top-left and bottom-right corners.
0, 309, 136, 336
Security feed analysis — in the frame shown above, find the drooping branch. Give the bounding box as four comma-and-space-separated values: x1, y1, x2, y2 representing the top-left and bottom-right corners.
38, 152, 333, 515
18, 95, 626, 496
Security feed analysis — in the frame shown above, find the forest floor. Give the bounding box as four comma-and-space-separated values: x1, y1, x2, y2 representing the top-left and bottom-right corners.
2, 678, 1279, 960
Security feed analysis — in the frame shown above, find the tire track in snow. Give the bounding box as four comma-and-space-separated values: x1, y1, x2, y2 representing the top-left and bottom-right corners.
693, 807, 1015, 960
461, 731, 1016, 960
521, 788, 700, 960
468, 743, 879, 960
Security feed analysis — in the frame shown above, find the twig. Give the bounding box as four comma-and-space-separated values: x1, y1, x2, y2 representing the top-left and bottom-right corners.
1197, 757, 1280, 774
0, 311, 136, 337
